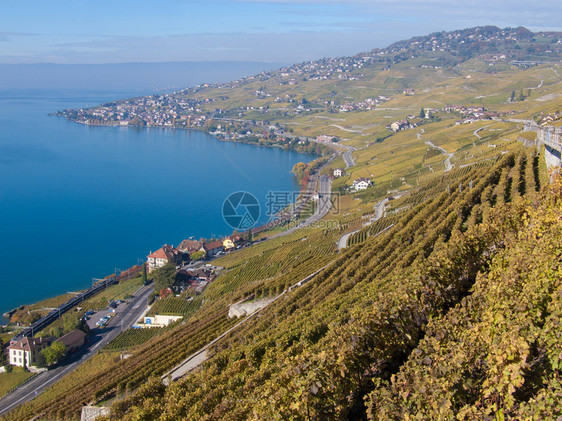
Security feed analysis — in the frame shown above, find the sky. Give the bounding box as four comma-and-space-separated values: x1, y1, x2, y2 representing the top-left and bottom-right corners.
1, 0, 561, 65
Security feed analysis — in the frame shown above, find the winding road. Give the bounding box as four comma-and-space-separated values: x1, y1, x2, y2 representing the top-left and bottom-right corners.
425, 140, 454, 172
337, 197, 389, 250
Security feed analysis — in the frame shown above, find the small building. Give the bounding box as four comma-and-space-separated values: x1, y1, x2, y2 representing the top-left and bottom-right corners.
316, 135, 336, 143
177, 239, 204, 254
353, 178, 373, 191
333, 168, 344, 178
55, 329, 87, 353
147, 245, 183, 273
142, 314, 183, 328
8, 336, 53, 368
223, 238, 235, 250
203, 240, 224, 257
390, 120, 412, 132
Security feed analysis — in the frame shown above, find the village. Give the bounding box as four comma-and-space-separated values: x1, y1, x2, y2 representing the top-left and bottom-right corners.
145, 234, 247, 296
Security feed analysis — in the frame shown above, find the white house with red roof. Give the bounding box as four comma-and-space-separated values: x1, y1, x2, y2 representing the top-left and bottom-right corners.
8, 336, 53, 368
147, 245, 182, 273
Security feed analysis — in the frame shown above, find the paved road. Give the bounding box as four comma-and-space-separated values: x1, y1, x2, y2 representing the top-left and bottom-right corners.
271, 174, 333, 239
342, 147, 356, 168
337, 198, 389, 250
425, 140, 454, 172
0, 284, 154, 417
473, 124, 491, 140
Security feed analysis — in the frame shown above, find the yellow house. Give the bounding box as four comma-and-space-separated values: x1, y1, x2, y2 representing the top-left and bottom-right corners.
223, 238, 235, 250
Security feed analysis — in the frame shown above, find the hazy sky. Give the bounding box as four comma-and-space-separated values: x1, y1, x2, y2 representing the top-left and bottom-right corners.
2, 0, 561, 64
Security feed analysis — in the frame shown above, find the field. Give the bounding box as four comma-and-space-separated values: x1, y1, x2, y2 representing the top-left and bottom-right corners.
146, 297, 202, 317
0, 369, 35, 398
104, 328, 164, 352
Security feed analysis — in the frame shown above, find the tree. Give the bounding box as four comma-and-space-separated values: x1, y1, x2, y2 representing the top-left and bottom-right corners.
152, 263, 177, 292
190, 251, 206, 261
142, 264, 148, 285
510, 90, 516, 102
420, 107, 425, 118
292, 162, 308, 181
41, 342, 66, 366
35, 351, 46, 368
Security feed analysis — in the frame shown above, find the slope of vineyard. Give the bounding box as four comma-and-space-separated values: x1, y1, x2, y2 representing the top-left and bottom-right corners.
75, 145, 558, 421
368, 176, 562, 419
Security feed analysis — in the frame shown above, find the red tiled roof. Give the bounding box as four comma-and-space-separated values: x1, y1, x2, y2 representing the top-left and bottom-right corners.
56, 329, 86, 348
148, 245, 181, 260
178, 239, 202, 253
8, 336, 54, 352
204, 240, 224, 251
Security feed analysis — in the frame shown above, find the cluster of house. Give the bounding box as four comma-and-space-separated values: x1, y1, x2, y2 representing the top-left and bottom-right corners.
378, 27, 542, 56
440, 105, 514, 125
389, 119, 419, 133
147, 235, 244, 273
316, 135, 337, 143
175, 266, 216, 295
7, 329, 86, 368
539, 113, 561, 126
330, 168, 372, 190
55, 94, 212, 128
335, 96, 390, 112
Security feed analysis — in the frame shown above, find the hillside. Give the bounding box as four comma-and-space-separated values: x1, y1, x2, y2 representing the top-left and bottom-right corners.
55, 26, 561, 134
4, 26, 562, 420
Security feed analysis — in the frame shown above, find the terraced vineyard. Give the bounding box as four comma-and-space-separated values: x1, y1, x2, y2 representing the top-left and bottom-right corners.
104, 328, 164, 352
68, 145, 553, 421
146, 296, 202, 317
4, 138, 555, 421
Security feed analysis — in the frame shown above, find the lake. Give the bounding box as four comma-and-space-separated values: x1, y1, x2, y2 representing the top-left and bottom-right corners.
0, 89, 313, 315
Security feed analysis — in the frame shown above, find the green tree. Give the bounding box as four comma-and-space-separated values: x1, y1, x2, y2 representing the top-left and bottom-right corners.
518, 89, 525, 101
35, 351, 46, 368
142, 264, 148, 285
41, 342, 66, 366
190, 251, 206, 261
420, 107, 425, 118
152, 263, 177, 292
510, 90, 516, 102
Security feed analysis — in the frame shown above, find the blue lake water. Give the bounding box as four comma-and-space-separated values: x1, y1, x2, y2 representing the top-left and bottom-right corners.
0, 89, 312, 315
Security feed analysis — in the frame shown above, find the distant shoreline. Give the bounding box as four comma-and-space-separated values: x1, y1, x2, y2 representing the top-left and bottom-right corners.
54, 115, 330, 156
